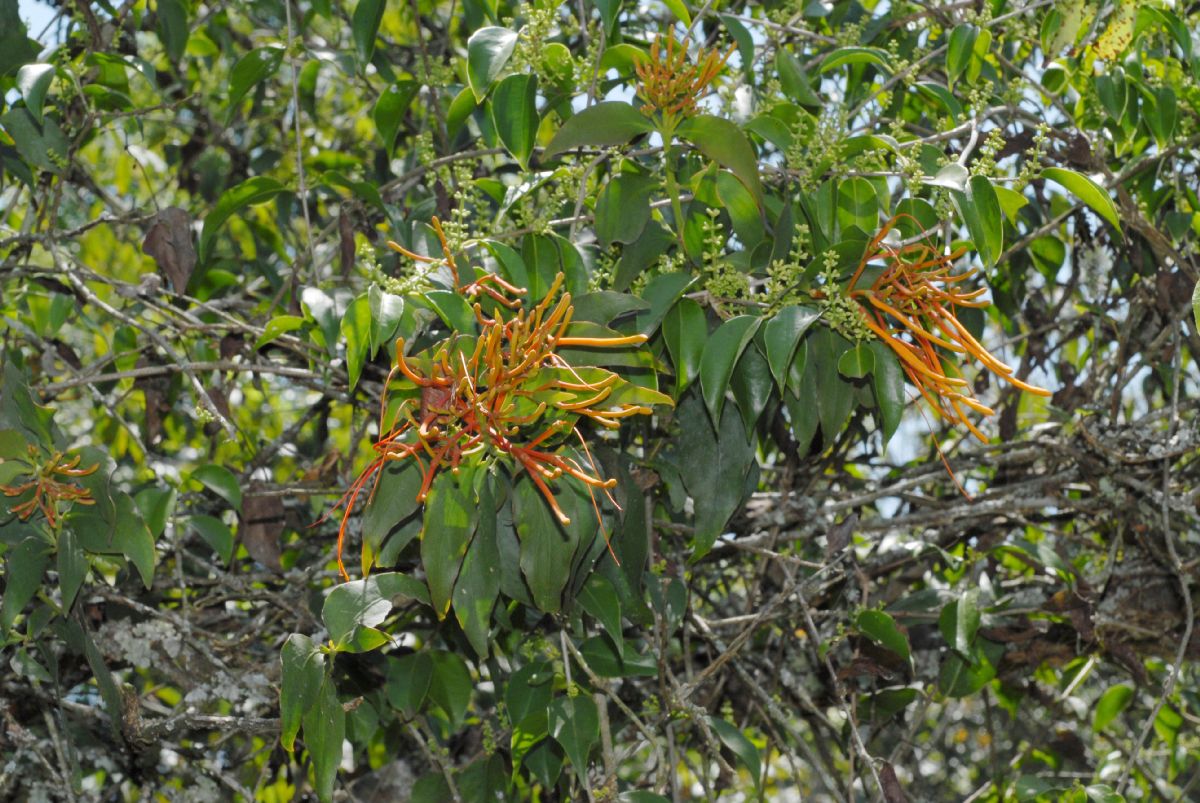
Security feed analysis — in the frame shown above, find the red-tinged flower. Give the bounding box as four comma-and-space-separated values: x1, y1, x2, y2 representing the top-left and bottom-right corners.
324, 218, 665, 580
635, 29, 734, 123
1, 447, 98, 529
848, 215, 1051, 442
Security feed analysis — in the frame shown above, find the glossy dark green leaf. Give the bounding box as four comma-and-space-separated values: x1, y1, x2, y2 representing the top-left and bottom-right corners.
730, 344, 772, 433
946, 24, 979, 86
549, 694, 599, 772
570, 291, 649, 324
467, 26, 519, 101
302, 677, 344, 803
190, 514, 234, 565
373, 80, 418, 156
775, 49, 821, 106
595, 173, 654, 247
422, 289, 477, 333
16, 63, 55, 124
668, 394, 755, 557
452, 478, 501, 657
811, 327, 855, 439
280, 633, 325, 751
699, 315, 760, 424
578, 573, 623, 658
578, 634, 658, 677
191, 464, 243, 512
837, 342, 874, 379
0, 109, 69, 175
836, 177, 877, 235
676, 114, 763, 206
856, 609, 910, 661
543, 101, 655, 160
1041, 168, 1121, 233
634, 269, 696, 334
764, 305, 820, 389
386, 652, 432, 715
421, 473, 478, 619
198, 176, 286, 264
662, 297, 707, 395
323, 572, 414, 648
491, 73, 539, 168
340, 293, 371, 391
226, 45, 284, 122
361, 461, 422, 560
352, 0, 386, 62
715, 170, 765, 247
709, 717, 762, 794
368, 284, 405, 357
819, 47, 893, 74
867, 340, 905, 444
427, 650, 472, 727
939, 591, 981, 656
156, 0, 188, 61
134, 486, 176, 538
57, 527, 87, 611
1, 536, 49, 634
514, 473, 581, 614
951, 175, 1003, 268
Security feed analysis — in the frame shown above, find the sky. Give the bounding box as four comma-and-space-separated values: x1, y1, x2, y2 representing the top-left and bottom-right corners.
18, 0, 58, 44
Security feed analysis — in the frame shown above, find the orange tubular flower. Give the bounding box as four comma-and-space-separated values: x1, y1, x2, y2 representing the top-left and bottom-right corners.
326, 218, 667, 579
635, 29, 735, 123
848, 215, 1051, 443
1, 447, 98, 529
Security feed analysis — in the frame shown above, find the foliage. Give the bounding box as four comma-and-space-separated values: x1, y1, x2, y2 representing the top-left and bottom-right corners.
1, 0, 1199, 800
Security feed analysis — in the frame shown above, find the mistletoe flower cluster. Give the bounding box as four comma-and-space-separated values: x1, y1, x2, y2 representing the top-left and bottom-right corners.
848, 216, 1051, 441
330, 219, 667, 579
635, 29, 734, 123
1, 447, 97, 528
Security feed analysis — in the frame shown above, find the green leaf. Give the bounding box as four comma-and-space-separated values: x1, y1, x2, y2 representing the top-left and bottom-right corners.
1041, 167, 1122, 233
0, 108, 69, 175
819, 47, 893, 74
352, 0, 386, 62
940, 591, 981, 656
452, 478, 501, 657
156, 0, 189, 61
549, 695, 600, 772
491, 73, 539, 169
226, 45, 285, 122
514, 473, 579, 614
339, 293, 371, 391
676, 115, 763, 206
386, 652, 432, 715
811, 327, 855, 439
190, 514, 235, 565
837, 176, 878, 234
421, 473, 478, 619
578, 574, 623, 658
730, 344, 773, 434
946, 24, 979, 87
775, 49, 821, 106
837, 342, 874, 379
764, 305, 821, 389
1192, 278, 1200, 331
595, 173, 654, 248
280, 634, 325, 752
635, 271, 697, 334
303, 677, 345, 803
668, 394, 756, 558
58, 527, 88, 611
578, 634, 658, 677
662, 297, 707, 395
2, 536, 49, 634
134, 486, 176, 538
1092, 684, 1134, 732
361, 461, 423, 559
373, 80, 419, 156
506, 662, 554, 725
323, 572, 413, 648
422, 289, 477, 333
867, 340, 905, 444
16, 63, 55, 124
951, 175, 1003, 268
191, 464, 243, 512
699, 315, 760, 424
198, 176, 286, 264
368, 285, 406, 357
994, 185, 1029, 223
708, 717, 762, 794
660, 0, 690, 24
855, 610, 910, 661
255, 314, 305, 349
467, 26, 518, 101
1084, 784, 1124, 803
427, 650, 472, 727
542, 101, 655, 160
0, 0, 40, 78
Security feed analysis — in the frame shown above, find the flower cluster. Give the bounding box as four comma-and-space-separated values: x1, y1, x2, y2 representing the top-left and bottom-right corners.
635, 30, 733, 124
847, 216, 1051, 441
1, 447, 97, 528
331, 219, 667, 579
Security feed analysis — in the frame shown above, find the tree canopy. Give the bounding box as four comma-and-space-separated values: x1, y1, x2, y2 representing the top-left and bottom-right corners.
1, 0, 1199, 800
